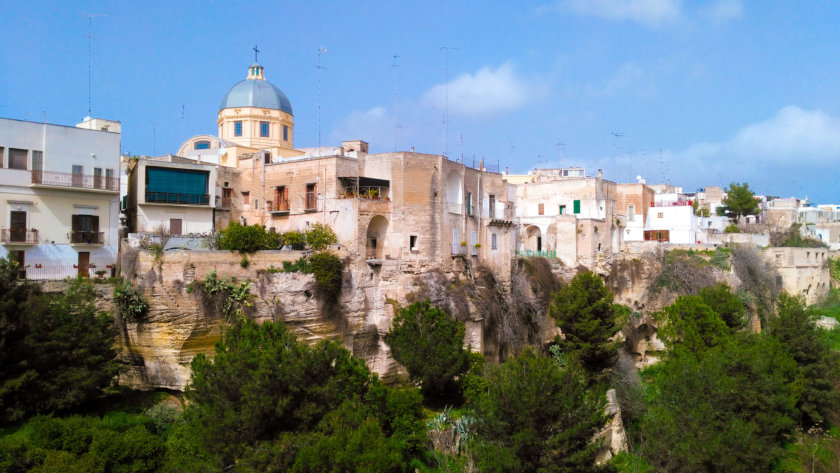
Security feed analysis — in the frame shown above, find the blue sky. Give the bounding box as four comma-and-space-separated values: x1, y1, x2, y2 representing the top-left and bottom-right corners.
2, 1, 839, 202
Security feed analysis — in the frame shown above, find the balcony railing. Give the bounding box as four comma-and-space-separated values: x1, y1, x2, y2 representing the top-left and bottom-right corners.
451, 243, 467, 255
32, 170, 118, 191
270, 199, 290, 214
342, 186, 391, 201
651, 200, 693, 207
69, 231, 104, 244
146, 191, 210, 205
446, 202, 462, 214
1, 229, 38, 244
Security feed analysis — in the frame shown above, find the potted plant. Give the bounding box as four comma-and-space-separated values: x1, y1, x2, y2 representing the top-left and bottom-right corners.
370, 188, 379, 199
474, 243, 481, 248
95, 270, 106, 279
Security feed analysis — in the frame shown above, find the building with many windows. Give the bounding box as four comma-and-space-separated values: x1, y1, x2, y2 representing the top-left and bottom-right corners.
0, 117, 121, 278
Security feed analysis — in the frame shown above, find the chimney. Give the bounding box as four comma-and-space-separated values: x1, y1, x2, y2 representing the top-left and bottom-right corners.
597, 169, 603, 179
411, 146, 415, 152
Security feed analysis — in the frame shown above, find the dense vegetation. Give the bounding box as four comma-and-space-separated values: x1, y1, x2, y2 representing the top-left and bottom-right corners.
4, 253, 840, 472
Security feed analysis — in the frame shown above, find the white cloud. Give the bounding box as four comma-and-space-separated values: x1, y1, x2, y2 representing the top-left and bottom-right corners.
422, 63, 534, 117
667, 106, 840, 169
563, 0, 682, 27
704, 0, 743, 21
329, 106, 392, 146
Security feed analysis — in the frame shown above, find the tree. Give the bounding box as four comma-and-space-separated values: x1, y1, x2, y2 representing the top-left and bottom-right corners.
548, 271, 620, 375
721, 182, 760, 222
0, 263, 118, 422
659, 295, 730, 353
640, 335, 800, 472
470, 349, 607, 473
384, 300, 470, 401
770, 293, 840, 427
304, 223, 338, 251
186, 318, 424, 470
698, 283, 747, 331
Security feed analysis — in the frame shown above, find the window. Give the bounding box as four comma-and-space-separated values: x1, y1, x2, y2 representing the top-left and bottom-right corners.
170, 218, 182, 236
491, 233, 498, 250
222, 188, 232, 208
559, 205, 566, 215
628, 204, 635, 220
274, 186, 289, 212
9, 210, 27, 242
305, 183, 317, 210
72, 165, 84, 187
105, 168, 115, 190
242, 192, 250, 206
538, 203, 544, 215
260, 121, 269, 137
471, 230, 477, 255
146, 167, 210, 205
573, 200, 581, 214
283, 125, 288, 141
0, 147, 4, 167
489, 194, 496, 218
194, 140, 211, 150
71, 214, 100, 243
234, 121, 243, 136
254, 199, 259, 210
410, 235, 418, 250
31, 151, 43, 183
264, 152, 271, 164
658, 212, 664, 218
466, 192, 473, 215
93, 167, 103, 189
9, 149, 27, 170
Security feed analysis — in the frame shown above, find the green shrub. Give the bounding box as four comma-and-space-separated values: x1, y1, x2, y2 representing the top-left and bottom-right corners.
187, 271, 253, 321
310, 252, 344, 301
239, 256, 249, 268
282, 230, 306, 250
282, 256, 311, 273
724, 224, 740, 233
216, 223, 281, 252
710, 246, 731, 270
113, 281, 149, 322
305, 223, 338, 251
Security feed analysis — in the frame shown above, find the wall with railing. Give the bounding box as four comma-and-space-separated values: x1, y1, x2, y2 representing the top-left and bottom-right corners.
32, 170, 119, 192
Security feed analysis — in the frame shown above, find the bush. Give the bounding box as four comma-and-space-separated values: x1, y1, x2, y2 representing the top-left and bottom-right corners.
216, 223, 281, 252
305, 223, 338, 251
282, 256, 311, 273
187, 271, 253, 321
310, 252, 344, 301
113, 281, 149, 322
724, 224, 740, 233
282, 230, 306, 250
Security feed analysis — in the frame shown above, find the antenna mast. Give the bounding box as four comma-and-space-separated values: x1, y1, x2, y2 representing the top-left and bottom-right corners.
316, 47, 327, 151
440, 46, 459, 157
83, 13, 106, 118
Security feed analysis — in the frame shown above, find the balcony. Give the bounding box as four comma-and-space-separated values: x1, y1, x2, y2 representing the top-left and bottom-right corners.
342, 186, 391, 201
446, 202, 462, 215
1, 229, 38, 245
269, 199, 291, 215
451, 243, 467, 256
69, 231, 104, 245
145, 191, 210, 206
31, 170, 118, 192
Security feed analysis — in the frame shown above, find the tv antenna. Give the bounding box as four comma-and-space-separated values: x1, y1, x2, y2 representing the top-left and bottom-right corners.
611, 132, 625, 181
557, 141, 565, 166
316, 47, 327, 151
392, 54, 400, 152
83, 12, 106, 118
440, 46, 459, 157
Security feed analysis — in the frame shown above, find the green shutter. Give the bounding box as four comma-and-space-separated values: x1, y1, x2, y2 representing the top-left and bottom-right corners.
573, 200, 581, 214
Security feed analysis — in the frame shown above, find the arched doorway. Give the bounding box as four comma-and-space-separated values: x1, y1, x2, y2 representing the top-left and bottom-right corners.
526, 225, 542, 253
366, 215, 388, 260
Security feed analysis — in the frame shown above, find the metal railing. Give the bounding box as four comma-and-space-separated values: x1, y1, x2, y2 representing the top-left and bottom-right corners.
270, 199, 290, 213
146, 191, 210, 205
69, 231, 104, 244
32, 170, 118, 191
1, 229, 38, 244
451, 243, 467, 255
651, 200, 693, 207
342, 186, 390, 200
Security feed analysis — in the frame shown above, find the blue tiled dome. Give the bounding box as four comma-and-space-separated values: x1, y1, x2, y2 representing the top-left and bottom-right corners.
219, 65, 293, 114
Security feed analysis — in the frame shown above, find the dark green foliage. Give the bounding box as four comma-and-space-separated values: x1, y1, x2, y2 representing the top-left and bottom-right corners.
470, 349, 607, 473
113, 281, 149, 322
185, 317, 424, 470
659, 295, 730, 353
305, 223, 338, 251
698, 282, 747, 331
187, 270, 252, 321
282, 256, 311, 273
651, 249, 718, 295
721, 182, 760, 221
771, 293, 840, 427
385, 300, 470, 401
548, 271, 620, 375
639, 335, 801, 472
1, 273, 118, 422
309, 251, 344, 301
771, 223, 828, 248
282, 230, 306, 250
216, 223, 281, 252
724, 223, 741, 233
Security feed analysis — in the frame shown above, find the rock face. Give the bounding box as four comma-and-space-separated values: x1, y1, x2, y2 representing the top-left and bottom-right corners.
595, 389, 629, 464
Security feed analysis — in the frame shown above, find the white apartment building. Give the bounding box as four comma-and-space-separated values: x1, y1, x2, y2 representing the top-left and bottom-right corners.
0, 117, 121, 278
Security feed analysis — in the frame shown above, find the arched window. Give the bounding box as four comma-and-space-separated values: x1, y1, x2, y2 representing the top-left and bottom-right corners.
194, 140, 211, 150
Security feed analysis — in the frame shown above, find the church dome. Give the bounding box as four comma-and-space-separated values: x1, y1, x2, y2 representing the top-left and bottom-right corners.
219, 63, 293, 114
